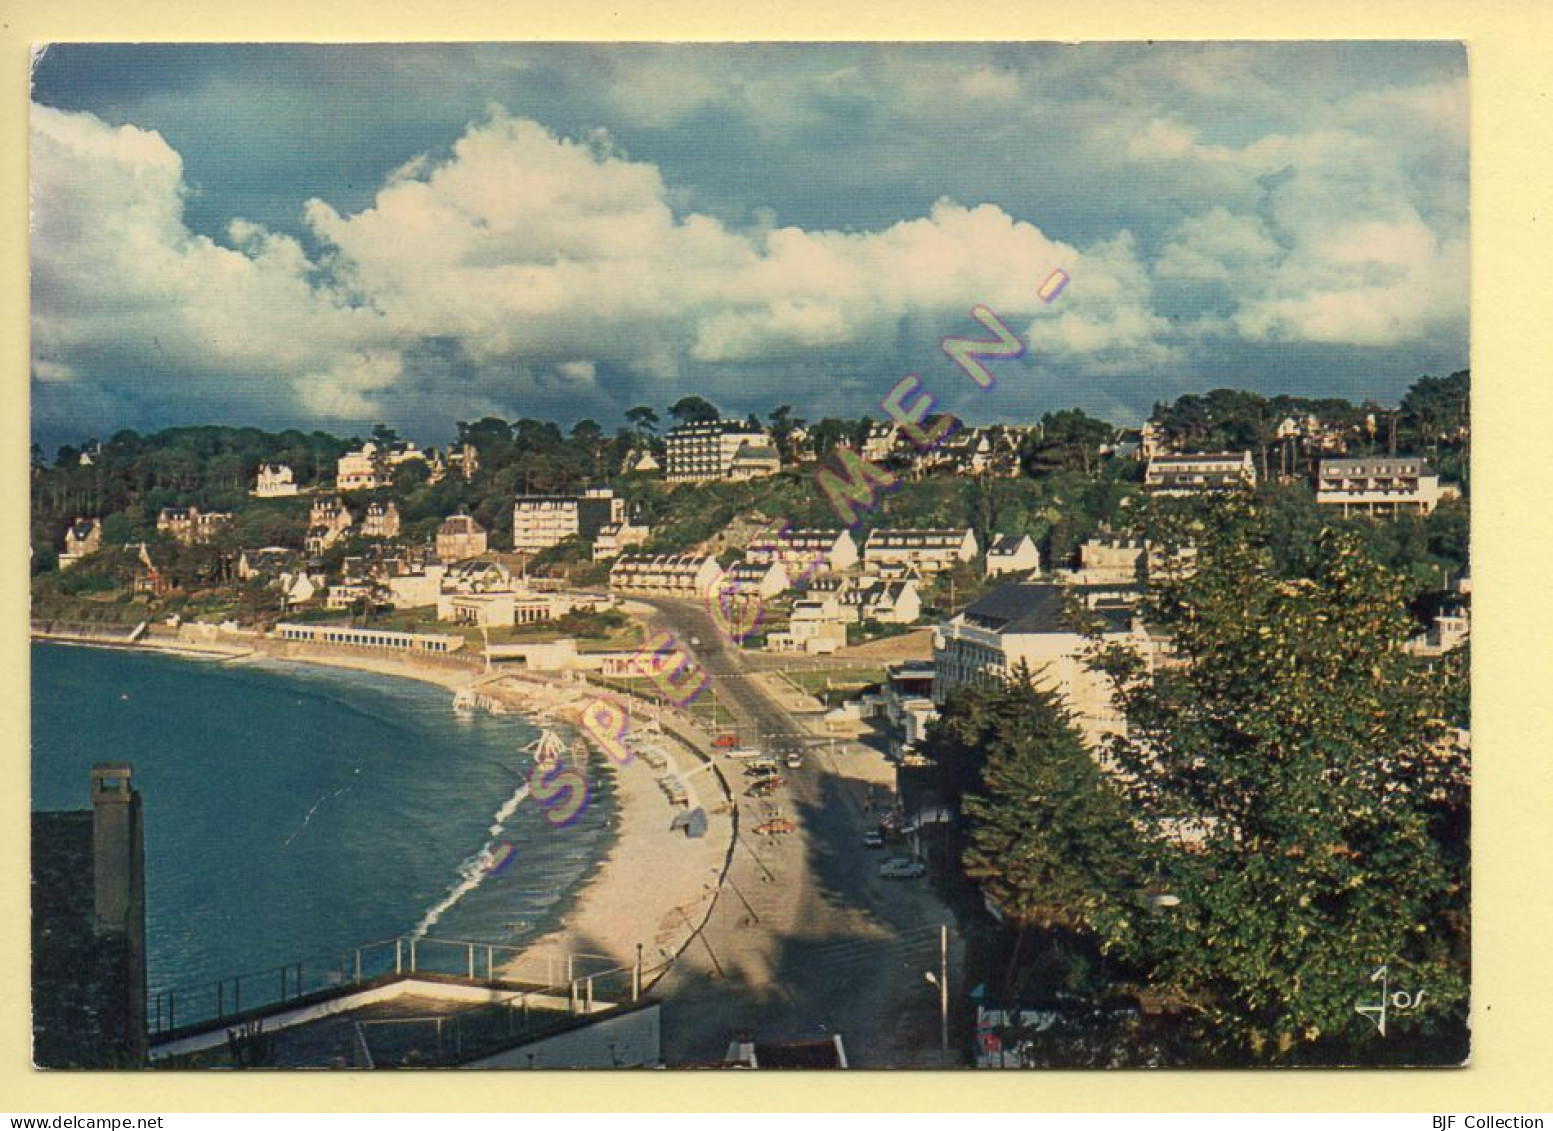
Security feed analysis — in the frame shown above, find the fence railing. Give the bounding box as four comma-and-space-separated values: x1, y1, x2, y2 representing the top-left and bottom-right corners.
353, 964, 640, 1068
147, 934, 634, 1041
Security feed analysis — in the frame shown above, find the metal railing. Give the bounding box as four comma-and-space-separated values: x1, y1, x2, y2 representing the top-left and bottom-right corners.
147, 934, 632, 1040
352, 963, 641, 1067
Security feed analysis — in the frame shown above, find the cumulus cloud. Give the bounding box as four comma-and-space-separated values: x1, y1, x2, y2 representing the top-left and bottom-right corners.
31, 103, 396, 414
31, 65, 1466, 431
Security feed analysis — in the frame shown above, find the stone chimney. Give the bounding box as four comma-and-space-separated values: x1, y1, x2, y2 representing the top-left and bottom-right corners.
90, 763, 141, 935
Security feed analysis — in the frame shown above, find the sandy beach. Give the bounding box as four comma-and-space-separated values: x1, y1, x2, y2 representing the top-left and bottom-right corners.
481, 674, 735, 986
34, 627, 738, 992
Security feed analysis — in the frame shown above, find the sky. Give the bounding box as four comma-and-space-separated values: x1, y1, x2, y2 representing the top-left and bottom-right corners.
29, 42, 1468, 452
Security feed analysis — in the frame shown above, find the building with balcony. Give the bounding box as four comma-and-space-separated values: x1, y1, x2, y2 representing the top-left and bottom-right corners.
745, 527, 858, 578
512, 489, 625, 553
1144, 451, 1255, 494
862, 528, 978, 574
664, 420, 774, 482
608, 553, 722, 598
1315, 457, 1441, 515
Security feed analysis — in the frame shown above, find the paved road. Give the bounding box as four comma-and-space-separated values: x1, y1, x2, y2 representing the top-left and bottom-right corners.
638, 598, 963, 1068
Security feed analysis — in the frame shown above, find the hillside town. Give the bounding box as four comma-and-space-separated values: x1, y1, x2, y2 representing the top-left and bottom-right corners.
31, 373, 1471, 1068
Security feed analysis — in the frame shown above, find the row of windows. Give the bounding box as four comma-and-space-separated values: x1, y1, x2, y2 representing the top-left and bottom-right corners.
279, 625, 454, 653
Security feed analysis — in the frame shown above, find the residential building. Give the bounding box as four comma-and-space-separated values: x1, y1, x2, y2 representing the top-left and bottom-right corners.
859, 579, 922, 624
1075, 534, 1146, 584
767, 596, 848, 654
446, 442, 479, 481
591, 521, 651, 561
728, 443, 782, 481
362, 500, 401, 539
862, 528, 978, 574
1139, 420, 1167, 461
236, 546, 301, 581
621, 448, 661, 476
277, 570, 324, 608
722, 559, 791, 601
933, 582, 1150, 746
436, 513, 488, 561
1144, 451, 1256, 494
1315, 457, 1442, 515
746, 528, 859, 577
985, 533, 1041, 578
253, 462, 298, 497
156, 506, 232, 546
60, 517, 103, 568
512, 489, 625, 553
860, 421, 900, 464
336, 441, 431, 492
664, 420, 774, 483
609, 553, 722, 598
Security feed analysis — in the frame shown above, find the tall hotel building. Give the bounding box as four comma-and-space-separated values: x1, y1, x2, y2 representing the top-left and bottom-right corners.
664, 420, 775, 483
512, 488, 626, 553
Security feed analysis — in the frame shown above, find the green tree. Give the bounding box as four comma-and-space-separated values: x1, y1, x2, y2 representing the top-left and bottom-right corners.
1093, 498, 1469, 1062
959, 673, 1145, 943
625, 405, 660, 435
668, 395, 720, 424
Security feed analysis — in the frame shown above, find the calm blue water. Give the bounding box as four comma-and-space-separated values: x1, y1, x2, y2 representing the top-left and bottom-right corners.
32, 643, 616, 998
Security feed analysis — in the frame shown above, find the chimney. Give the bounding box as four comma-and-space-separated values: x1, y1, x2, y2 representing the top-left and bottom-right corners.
90, 763, 140, 934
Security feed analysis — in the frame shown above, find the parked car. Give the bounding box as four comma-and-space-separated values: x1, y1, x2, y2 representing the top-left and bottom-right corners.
753, 818, 796, 836
745, 777, 787, 797
744, 764, 780, 779
862, 831, 885, 849
784, 753, 804, 769
878, 858, 926, 879
712, 734, 739, 749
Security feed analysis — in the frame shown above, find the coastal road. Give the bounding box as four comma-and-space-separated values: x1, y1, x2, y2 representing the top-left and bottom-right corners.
637, 598, 963, 1068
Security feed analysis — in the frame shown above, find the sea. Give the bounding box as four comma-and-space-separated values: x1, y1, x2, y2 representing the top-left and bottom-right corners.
31, 642, 616, 1003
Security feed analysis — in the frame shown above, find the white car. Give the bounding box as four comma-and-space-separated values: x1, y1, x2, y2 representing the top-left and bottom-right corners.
784, 753, 803, 769
878, 858, 926, 879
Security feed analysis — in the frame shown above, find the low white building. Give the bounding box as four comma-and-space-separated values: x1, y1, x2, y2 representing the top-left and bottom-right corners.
862, 528, 978, 574
746, 528, 859, 577
985, 534, 1041, 578
1315, 457, 1442, 515
1144, 451, 1256, 494
609, 553, 723, 598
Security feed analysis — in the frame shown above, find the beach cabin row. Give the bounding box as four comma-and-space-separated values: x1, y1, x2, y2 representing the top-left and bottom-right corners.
274, 622, 465, 653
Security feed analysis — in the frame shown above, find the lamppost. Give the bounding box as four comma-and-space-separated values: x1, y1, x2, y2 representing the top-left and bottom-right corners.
922, 923, 949, 1058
